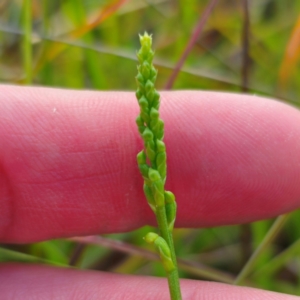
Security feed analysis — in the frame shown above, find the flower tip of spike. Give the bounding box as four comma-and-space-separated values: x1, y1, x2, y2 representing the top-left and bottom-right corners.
139, 32, 152, 47
139, 31, 152, 38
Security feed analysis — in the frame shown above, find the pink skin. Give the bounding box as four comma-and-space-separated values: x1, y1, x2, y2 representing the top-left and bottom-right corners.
1, 85, 300, 299
1, 264, 299, 300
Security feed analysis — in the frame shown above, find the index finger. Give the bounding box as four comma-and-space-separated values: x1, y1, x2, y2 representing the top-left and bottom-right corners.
1, 85, 300, 243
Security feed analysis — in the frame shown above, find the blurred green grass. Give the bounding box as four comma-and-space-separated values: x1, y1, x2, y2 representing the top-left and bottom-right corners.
1, 0, 300, 296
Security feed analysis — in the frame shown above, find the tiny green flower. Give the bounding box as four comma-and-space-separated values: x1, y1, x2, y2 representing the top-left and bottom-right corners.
165, 191, 177, 231
144, 232, 175, 273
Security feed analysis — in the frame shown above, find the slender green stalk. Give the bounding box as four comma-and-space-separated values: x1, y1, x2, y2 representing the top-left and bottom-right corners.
253, 237, 300, 278
0, 247, 68, 267
22, 0, 33, 84
234, 214, 289, 285
135, 33, 182, 300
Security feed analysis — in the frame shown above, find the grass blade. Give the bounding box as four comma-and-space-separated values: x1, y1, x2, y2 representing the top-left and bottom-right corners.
234, 214, 289, 285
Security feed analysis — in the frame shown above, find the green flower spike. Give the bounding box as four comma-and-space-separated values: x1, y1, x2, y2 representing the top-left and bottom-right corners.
135, 32, 182, 300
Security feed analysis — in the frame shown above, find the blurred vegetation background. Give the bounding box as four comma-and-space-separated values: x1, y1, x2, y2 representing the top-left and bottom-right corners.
1, 0, 300, 296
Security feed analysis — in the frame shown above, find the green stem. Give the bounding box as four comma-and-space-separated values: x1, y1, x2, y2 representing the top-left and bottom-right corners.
0, 247, 68, 267
167, 269, 182, 300
156, 206, 181, 300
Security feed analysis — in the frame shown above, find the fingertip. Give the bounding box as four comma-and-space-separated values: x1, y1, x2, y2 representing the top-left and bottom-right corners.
0, 264, 297, 300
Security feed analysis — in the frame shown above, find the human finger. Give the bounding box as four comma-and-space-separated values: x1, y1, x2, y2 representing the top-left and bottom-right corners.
0, 264, 298, 300
1, 85, 300, 242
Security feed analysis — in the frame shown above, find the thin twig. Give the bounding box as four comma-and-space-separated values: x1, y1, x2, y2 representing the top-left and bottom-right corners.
69, 235, 234, 284
241, 0, 250, 92
164, 0, 219, 89
22, 0, 32, 84
239, 224, 252, 267
68, 243, 86, 266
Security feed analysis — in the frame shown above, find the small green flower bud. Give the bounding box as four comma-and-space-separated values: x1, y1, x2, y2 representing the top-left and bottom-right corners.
152, 90, 160, 102
142, 127, 153, 141
139, 96, 150, 123
144, 231, 158, 243
137, 151, 149, 180
144, 232, 175, 273
165, 191, 177, 231
145, 80, 154, 93
137, 150, 146, 165
136, 115, 145, 135
142, 129, 156, 161
148, 168, 165, 207
150, 107, 159, 122
138, 96, 147, 107
156, 140, 165, 152
136, 89, 143, 99
146, 89, 155, 105
146, 143, 156, 162
144, 183, 156, 213
148, 168, 161, 182
156, 120, 164, 140
150, 91, 160, 110
156, 151, 166, 182
141, 61, 151, 78
136, 73, 144, 86
150, 67, 157, 79
149, 108, 160, 137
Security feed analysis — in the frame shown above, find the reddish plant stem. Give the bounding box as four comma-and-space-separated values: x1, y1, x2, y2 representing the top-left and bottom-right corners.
164, 0, 219, 90
241, 0, 250, 92
68, 243, 86, 266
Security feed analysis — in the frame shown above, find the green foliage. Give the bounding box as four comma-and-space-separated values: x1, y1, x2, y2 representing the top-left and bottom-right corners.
1, 1, 300, 297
